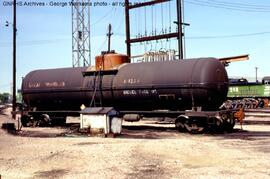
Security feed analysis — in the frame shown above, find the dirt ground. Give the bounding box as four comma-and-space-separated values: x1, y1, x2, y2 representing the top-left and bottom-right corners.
0, 108, 270, 179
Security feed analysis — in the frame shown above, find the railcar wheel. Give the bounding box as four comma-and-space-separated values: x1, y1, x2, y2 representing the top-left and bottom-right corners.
213, 117, 225, 133
183, 117, 206, 134
21, 115, 31, 127
224, 117, 235, 132
38, 114, 51, 127
175, 117, 186, 132
184, 123, 205, 134
220, 113, 235, 132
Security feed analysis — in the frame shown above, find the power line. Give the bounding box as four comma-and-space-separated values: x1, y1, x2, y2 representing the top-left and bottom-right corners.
208, 0, 270, 9
185, 0, 270, 12
1, 30, 269, 47
186, 0, 270, 12
194, 0, 270, 10
0, 39, 69, 47
114, 30, 270, 39
1, 30, 270, 48
96, 36, 108, 53
114, 9, 125, 38
186, 31, 270, 39
90, 7, 115, 27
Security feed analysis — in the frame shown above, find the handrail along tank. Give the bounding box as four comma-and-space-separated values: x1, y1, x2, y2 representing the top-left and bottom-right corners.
22, 57, 228, 112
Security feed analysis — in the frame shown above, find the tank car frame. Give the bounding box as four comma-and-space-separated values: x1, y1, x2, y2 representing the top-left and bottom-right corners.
20, 104, 240, 133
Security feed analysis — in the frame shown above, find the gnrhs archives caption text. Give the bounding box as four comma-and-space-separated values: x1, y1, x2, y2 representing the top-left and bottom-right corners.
2, 1, 140, 7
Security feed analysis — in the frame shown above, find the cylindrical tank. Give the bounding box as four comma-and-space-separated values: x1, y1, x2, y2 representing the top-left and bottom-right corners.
22, 58, 228, 111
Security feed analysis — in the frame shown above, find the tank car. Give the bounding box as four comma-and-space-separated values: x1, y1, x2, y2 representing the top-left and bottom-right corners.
21, 53, 239, 132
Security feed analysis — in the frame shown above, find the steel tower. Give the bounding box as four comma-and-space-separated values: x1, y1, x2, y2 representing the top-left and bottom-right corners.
72, 0, 91, 67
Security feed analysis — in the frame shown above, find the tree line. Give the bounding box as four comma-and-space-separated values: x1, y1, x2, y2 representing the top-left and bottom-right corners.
0, 93, 11, 104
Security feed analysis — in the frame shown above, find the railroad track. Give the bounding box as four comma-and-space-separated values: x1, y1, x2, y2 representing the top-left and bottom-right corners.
244, 108, 270, 117
0, 105, 11, 112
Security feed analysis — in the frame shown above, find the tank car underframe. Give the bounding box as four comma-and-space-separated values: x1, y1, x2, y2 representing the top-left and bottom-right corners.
20, 111, 78, 127
120, 109, 237, 133
20, 108, 237, 133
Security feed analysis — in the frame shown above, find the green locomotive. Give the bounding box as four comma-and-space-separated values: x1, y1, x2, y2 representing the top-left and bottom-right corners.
226, 77, 270, 108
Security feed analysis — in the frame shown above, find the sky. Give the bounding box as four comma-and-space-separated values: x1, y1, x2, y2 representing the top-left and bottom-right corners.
0, 0, 270, 93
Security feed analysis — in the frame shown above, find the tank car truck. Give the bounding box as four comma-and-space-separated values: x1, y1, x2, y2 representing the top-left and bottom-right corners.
21, 52, 243, 133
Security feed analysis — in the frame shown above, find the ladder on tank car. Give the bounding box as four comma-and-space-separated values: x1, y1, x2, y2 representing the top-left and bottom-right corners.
90, 70, 103, 107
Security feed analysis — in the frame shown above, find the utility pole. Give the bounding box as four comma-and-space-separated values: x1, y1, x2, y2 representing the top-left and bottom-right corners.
176, 0, 183, 59
255, 67, 258, 83
12, 0, 17, 119
125, 0, 131, 58
107, 24, 113, 52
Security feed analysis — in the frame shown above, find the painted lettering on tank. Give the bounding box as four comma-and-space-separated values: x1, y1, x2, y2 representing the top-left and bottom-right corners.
141, 90, 149, 95
123, 90, 137, 95
123, 89, 157, 96
137, 90, 150, 95
44, 82, 66, 87
151, 89, 158, 94
28, 82, 41, 88
123, 78, 140, 84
